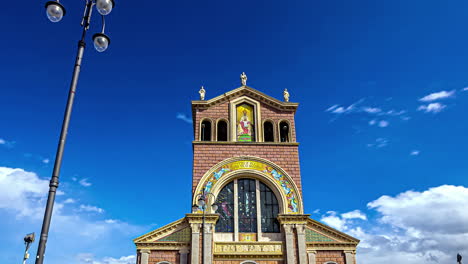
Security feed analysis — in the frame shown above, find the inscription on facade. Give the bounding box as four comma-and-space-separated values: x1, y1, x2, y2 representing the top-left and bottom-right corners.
214, 243, 282, 254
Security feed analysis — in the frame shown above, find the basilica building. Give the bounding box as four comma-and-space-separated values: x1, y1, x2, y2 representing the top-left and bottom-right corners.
133, 74, 359, 264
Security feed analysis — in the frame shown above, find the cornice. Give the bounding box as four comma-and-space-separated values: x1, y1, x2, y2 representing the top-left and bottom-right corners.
192, 141, 300, 146
191, 86, 299, 112
277, 214, 310, 224
185, 213, 219, 224
133, 217, 187, 243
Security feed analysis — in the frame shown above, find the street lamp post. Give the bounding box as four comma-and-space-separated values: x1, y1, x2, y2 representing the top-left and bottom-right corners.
35, 1, 114, 264
192, 193, 218, 264
23, 233, 35, 264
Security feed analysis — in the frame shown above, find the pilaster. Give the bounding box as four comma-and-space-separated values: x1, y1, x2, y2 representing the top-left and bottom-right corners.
140, 249, 151, 264
344, 250, 356, 264
190, 223, 201, 264
203, 223, 215, 264
179, 247, 190, 264
307, 251, 317, 264
283, 224, 295, 264
295, 224, 307, 264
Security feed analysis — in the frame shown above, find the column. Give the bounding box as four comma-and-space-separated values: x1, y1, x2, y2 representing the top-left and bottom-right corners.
295, 224, 307, 264
179, 247, 189, 264
140, 249, 150, 264
344, 251, 355, 264
307, 251, 317, 264
190, 223, 201, 264
283, 224, 296, 264
203, 223, 215, 264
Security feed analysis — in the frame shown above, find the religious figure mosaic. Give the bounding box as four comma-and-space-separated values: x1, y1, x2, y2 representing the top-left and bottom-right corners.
236, 104, 255, 142
201, 160, 299, 213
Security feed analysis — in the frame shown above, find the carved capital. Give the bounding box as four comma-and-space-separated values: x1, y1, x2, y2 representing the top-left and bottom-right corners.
179, 247, 190, 254
204, 223, 214, 234
190, 223, 202, 233
283, 224, 294, 234
139, 249, 151, 254
295, 224, 306, 234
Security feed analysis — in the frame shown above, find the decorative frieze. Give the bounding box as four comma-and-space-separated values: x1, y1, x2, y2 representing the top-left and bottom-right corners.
213, 242, 283, 255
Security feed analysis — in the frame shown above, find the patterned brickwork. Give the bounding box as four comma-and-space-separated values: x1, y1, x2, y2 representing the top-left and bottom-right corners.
316, 250, 346, 264
157, 228, 191, 242
193, 101, 297, 142
148, 250, 179, 264
305, 229, 335, 242
192, 144, 302, 195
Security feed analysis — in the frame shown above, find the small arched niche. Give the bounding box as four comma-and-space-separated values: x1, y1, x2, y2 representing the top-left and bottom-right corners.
263, 120, 274, 142
200, 119, 212, 141
217, 119, 228, 141
279, 121, 290, 142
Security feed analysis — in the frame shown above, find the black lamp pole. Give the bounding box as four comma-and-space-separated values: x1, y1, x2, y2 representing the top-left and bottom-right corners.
193, 193, 217, 264
36, 1, 113, 263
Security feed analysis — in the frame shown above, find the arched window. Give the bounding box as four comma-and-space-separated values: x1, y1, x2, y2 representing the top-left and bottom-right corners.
201, 120, 212, 141
260, 182, 280, 232
217, 120, 228, 141
215, 179, 280, 233
263, 121, 274, 142
279, 121, 290, 142
215, 182, 234, 232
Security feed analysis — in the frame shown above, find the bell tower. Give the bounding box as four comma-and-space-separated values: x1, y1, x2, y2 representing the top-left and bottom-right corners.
133, 73, 359, 264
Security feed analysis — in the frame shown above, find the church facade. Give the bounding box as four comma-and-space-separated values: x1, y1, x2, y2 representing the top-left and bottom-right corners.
133, 74, 359, 264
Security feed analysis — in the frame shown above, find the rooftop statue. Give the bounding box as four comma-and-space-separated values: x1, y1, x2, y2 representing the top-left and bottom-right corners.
240, 72, 247, 86
283, 88, 290, 102
199, 86, 206, 100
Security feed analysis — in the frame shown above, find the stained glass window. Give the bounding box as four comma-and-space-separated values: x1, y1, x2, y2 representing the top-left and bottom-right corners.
215, 182, 234, 232
238, 179, 257, 232
214, 179, 280, 234
260, 182, 280, 232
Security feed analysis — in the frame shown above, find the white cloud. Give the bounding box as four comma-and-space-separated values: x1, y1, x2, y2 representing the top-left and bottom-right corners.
419, 90, 455, 102
378, 120, 389, 127
362, 107, 381, 114
410, 150, 420, 156
368, 119, 376, 126
64, 198, 76, 204
0, 167, 49, 218
0, 139, 5, 144
341, 210, 367, 220
77, 254, 136, 264
79, 178, 92, 187
321, 210, 367, 231
325, 99, 365, 115
463, 87, 468, 91
318, 185, 468, 264
0, 166, 145, 264
42, 158, 50, 164
176, 113, 193, 124
79, 204, 104, 214
367, 138, 388, 148
0, 138, 15, 148
418, 102, 446, 113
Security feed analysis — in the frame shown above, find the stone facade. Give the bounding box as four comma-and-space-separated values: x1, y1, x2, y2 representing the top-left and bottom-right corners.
134, 84, 359, 264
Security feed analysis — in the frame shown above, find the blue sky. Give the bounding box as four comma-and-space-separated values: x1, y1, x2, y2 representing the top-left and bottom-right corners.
1, 0, 468, 263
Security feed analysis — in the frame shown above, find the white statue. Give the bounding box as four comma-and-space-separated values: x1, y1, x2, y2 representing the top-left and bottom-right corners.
199, 86, 206, 100
283, 88, 290, 102
240, 72, 247, 86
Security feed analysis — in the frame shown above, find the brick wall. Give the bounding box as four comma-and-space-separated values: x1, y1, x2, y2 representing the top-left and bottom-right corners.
192, 143, 302, 194
316, 250, 346, 264
213, 261, 283, 264
149, 250, 180, 264
193, 101, 297, 142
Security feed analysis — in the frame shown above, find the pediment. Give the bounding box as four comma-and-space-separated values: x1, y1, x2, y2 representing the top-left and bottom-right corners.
192, 86, 298, 112
133, 217, 188, 244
